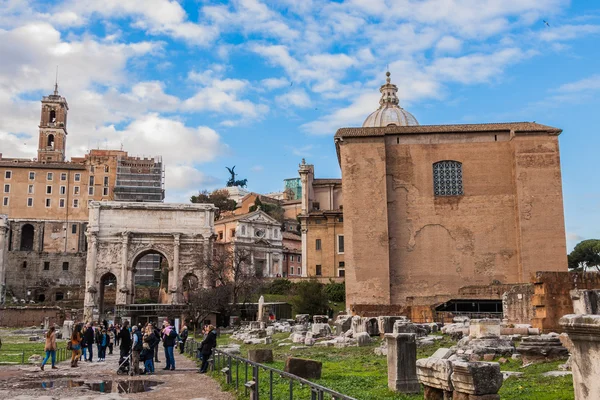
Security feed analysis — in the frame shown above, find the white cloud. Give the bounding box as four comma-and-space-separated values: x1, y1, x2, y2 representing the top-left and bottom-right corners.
276, 89, 311, 108
261, 77, 289, 90
60, 0, 218, 45
435, 36, 463, 53
556, 75, 600, 93
251, 165, 264, 172
539, 24, 600, 42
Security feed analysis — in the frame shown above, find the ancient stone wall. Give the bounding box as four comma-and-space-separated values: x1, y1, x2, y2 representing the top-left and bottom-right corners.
340, 137, 391, 308
0, 306, 65, 327
503, 284, 535, 325
532, 271, 600, 332
338, 126, 567, 314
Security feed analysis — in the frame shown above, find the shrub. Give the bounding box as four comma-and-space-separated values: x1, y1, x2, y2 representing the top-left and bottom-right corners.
324, 280, 345, 303
292, 279, 329, 316
267, 278, 293, 295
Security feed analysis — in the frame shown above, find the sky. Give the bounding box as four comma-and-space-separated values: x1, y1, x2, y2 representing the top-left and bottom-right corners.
0, 0, 599, 251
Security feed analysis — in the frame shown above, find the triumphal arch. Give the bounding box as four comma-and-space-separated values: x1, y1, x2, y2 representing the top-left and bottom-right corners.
83, 201, 216, 322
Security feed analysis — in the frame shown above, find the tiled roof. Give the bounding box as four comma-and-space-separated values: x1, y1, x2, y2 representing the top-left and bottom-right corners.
334, 122, 562, 139
282, 231, 301, 241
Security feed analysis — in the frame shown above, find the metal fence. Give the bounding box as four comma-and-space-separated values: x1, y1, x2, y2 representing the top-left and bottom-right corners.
0, 346, 72, 365
183, 339, 357, 400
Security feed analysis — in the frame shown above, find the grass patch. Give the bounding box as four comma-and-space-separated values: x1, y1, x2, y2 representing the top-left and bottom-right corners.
191, 331, 574, 400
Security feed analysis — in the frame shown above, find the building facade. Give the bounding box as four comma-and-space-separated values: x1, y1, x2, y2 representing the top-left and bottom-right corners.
336, 72, 568, 316
214, 210, 284, 277
298, 160, 345, 279
0, 87, 164, 304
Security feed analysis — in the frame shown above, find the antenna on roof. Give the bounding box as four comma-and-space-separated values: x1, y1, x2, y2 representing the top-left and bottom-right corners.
54, 66, 59, 95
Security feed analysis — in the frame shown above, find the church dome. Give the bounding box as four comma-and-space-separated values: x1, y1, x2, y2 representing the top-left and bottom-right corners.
362, 72, 419, 127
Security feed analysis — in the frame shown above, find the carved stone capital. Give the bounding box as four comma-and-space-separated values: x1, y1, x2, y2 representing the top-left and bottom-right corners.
119, 286, 129, 294
87, 286, 98, 294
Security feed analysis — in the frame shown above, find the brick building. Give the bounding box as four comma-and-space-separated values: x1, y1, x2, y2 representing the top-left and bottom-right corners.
298, 160, 345, 280
0, 86, 164, 304
336, 72, 568, 316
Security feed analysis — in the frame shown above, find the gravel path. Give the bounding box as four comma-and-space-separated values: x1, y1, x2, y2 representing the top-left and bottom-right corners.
0, 348, 234, 400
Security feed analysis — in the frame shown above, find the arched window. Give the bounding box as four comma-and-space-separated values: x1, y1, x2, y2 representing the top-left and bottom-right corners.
20, 224, 35, 251
47, 134, 55, 149
49, 109, 56, 123
433, 160, 463, 196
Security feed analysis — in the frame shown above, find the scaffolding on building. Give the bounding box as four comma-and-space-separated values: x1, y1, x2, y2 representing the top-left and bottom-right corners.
114, 155, 165, 202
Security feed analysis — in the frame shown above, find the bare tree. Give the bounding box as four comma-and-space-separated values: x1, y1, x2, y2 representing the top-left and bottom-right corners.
186, 244, 264, 325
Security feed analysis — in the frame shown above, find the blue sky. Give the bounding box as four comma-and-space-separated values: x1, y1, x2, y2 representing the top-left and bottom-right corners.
0, 0, 599, 250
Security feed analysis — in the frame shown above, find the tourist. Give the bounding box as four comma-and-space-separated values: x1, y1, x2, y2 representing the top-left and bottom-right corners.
131, 325, 142, 375
142, 324, 157, 374
118, 320, 132, 359
179, 325, 189, 354
162, 319, 177, 371
70, 324, 83, 368
83, 322, 95, 362
114, 324, 121, 347
98, 329, 108, 361
107, 325, 115, 355
198, 325, 217, 373
94, 325, 103, 360
40, 326, 57, 371
152, 322, 161, 363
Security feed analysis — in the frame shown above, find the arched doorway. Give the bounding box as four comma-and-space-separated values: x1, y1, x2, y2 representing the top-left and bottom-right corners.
182, 273, 199, 303
132, 250, 169, 304
20, 224, 34, 251
98, 272, 117, 320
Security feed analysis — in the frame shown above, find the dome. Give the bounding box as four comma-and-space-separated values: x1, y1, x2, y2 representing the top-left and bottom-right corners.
362, 72, 419, 127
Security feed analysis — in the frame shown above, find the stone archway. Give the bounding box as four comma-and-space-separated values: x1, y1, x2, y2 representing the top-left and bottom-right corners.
98, 272, 117, 320
83, 202, 216, 322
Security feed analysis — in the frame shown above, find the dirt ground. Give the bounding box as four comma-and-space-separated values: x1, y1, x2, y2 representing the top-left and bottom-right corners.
0, 348, 234, 400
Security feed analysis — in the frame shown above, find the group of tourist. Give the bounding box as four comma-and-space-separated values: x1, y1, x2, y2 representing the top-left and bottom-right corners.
40, 319, 215, 374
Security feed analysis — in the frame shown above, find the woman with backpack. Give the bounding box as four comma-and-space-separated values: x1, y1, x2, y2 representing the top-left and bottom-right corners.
40, 326, 57, 371
70, 324, 83, 368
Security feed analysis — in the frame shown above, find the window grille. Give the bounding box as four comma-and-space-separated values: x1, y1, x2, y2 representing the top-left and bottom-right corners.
433, 160, 463, 196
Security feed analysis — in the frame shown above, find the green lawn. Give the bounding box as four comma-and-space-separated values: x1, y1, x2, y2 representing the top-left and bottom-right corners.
0, 328, 70, 365
197, 331, 574, 400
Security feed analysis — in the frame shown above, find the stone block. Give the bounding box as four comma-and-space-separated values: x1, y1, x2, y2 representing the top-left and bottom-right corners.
247, 349, 273, 363
334, 315, 353, 335
313, 315, 328, 323
291, 333, 306, 343
295, 314, 310, 324
469, 319, 501, 339
378, 316, 408, 334
450, 361, 503, 396
416, 357, 453, 391
356, 332, 371, 347
482, 354, 495, 361
284, 357, 322, 379
430, 348, 454, 360
311, 323, 332, 337
516, 335, 568, 363
385, 333, 420, 393
393, 321, 418, 334
570, 289, 600, 315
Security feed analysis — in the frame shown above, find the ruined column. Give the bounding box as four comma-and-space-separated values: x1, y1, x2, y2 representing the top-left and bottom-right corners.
83, 230, 98, 322
0, 215, 8, 303
560, 314, 600, 400
266, 251, 272, 277
170, 233, 181, 303
117, 232, 129, 305
385, 333, 420, 393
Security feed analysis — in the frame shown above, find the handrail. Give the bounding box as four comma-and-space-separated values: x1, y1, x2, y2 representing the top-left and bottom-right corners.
184, 339, 357, 400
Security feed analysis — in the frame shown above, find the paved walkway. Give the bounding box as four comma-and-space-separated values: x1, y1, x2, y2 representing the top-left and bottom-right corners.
0, 348, 233, 400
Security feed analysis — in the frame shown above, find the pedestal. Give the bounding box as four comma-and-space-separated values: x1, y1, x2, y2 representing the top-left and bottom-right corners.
385, 333, 420, 393
560, 314, 600, 400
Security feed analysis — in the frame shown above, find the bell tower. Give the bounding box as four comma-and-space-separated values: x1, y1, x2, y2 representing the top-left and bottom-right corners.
38, 81, 68, 162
